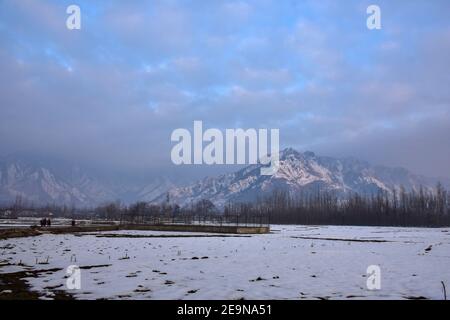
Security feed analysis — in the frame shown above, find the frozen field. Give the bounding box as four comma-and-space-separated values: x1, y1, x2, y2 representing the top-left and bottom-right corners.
1, 225, 449, 300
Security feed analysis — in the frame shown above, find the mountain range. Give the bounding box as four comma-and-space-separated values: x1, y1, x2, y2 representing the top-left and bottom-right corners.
0, 155, 175, 207
0, 149, 448, 208
159, 148, 448, 208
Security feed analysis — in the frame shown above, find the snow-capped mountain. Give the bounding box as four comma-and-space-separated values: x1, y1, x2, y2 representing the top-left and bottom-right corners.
0, 156, 176, 207
1, 150, 447, 208
159, 148, 447, 208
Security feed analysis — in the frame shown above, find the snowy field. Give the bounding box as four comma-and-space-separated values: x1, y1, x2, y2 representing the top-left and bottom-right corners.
1, 225, 449, 300
0, 218, 112, 229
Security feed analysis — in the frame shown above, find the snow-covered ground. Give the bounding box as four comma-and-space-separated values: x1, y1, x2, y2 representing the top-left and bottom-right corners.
1, 225, 449, 300
0, 217, 106, 229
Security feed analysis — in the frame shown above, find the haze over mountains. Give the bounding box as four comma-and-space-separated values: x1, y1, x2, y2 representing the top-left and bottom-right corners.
0, 149, 447, 208
0, 155, 176, 207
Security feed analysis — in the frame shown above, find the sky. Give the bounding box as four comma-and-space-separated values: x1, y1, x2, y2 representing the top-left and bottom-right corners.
0, 0, 449, 180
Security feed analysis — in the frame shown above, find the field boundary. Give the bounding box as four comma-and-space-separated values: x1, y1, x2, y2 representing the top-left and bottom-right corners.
0, 224, 270, 239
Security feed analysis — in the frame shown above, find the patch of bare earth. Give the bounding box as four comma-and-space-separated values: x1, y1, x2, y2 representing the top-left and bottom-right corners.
0, 268, 73, 300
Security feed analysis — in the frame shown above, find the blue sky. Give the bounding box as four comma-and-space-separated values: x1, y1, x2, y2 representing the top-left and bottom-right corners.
0, 0, 449, 179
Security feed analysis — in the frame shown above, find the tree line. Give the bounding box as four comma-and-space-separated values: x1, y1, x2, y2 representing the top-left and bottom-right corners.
2, 183, 449, 227
87, 183, 450, 227
224, 183, 450, 227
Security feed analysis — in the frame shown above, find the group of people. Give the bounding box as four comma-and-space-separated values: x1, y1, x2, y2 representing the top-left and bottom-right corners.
38, 218, 77, 227
40, 218, 51, 227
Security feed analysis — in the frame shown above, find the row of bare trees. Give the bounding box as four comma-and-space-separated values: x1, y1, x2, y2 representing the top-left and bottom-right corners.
3, 183, 449, 227
224, 183, 450, 227
95, 199, 219, 223
97, 183, 450, 227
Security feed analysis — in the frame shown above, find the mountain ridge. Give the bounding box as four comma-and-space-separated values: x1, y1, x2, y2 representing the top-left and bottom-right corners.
0, 149, 448, 207
0, 156, 176, 207
157, 148, 448, 208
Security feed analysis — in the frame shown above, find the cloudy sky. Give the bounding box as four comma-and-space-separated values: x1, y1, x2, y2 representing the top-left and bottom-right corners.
0, 0, 449, 180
